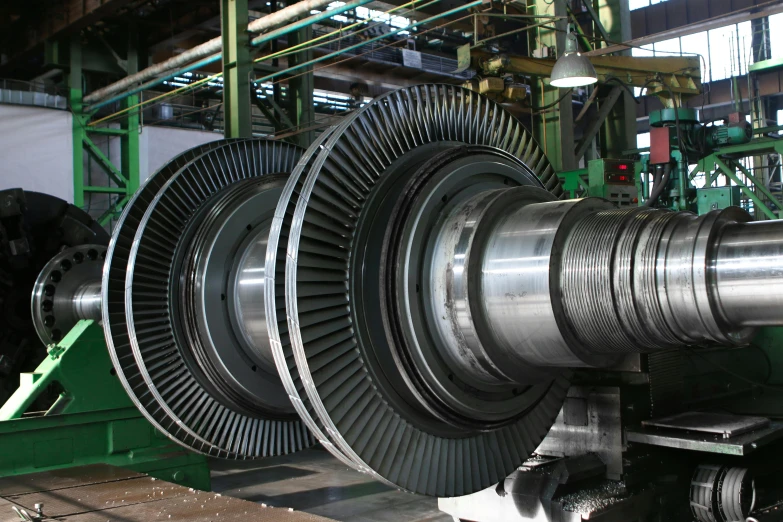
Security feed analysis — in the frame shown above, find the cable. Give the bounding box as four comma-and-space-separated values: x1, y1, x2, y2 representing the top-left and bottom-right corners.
524, 88, 573, 113
88, 0, 445, 126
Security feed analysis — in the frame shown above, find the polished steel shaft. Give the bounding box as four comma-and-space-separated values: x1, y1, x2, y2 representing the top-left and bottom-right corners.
427, 187, 783, 376
71, 281, 103, 322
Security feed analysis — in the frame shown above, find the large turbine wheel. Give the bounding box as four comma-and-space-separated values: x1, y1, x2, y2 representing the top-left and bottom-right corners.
103, 139, 314, 458
266, 85, 571, 496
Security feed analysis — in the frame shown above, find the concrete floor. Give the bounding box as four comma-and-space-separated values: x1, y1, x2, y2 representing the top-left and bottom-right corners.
210, 447, 453, 522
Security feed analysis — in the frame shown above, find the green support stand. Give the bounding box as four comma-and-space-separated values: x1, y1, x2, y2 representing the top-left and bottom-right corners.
70, 33, 141, 225
0, 320, 210, 491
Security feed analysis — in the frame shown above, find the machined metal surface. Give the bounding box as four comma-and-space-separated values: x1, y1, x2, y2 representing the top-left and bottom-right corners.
535, 387, 624, 480
102, 139, 313, 459
31, 245, 105, 346
642, 412, 770, 437
714, 220, 783, 327
267, 85, 569, 496
62, 85, 783, 499
627, 421, 783, 456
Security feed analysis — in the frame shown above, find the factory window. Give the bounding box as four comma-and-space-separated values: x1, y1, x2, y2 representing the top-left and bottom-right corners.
637, 132, 650, 149
630, 0, 670, 11
770, 13, 783, 59
708, 21, 752, 82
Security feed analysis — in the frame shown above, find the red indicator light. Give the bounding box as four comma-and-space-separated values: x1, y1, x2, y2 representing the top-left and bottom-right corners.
618, 164, 629, 170
619, 176, 627, 181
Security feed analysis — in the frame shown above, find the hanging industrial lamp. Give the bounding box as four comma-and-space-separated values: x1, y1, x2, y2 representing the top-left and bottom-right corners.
550, 28, 598, 88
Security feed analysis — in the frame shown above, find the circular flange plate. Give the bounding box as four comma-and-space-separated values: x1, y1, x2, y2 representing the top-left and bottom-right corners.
31, 244, 106, 345
103, 139, 313, 458
267, 85, 570, 496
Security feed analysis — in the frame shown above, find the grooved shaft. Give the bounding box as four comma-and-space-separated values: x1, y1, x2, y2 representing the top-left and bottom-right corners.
559, 207, 752, 354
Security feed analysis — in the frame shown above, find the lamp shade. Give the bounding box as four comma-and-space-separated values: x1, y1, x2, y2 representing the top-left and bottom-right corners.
550, 32, 598, 88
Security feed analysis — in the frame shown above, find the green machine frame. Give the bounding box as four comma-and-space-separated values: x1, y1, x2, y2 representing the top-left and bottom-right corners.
0, 321, 210, 490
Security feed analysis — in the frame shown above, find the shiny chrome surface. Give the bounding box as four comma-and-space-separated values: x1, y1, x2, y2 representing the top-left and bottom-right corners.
479, 196, 606, 369
232, 223, 274, 370
428, 189, 511, 385
72, 280, 103, 321
559, 207, 755, 354
714, 220, 783, 327
184, 179, 292, 414
31, 244, 106, 346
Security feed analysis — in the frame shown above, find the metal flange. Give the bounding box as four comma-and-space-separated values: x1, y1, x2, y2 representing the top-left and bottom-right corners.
266, 85, 570, 496
102, 139, 314, 459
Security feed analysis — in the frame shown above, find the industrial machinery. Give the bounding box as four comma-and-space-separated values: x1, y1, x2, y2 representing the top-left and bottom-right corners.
4, 84, 783, 521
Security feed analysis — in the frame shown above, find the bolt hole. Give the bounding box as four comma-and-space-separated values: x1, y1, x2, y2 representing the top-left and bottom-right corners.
73, 252, 84, 264
503, 179, 510, 185
110, 368, 117, 376
87, 249, 98, 260
44, 284, 55, 296
50, 270, 62, 283
51, 329, 62, 342
415, 283, 420, 293
100, 250, 106, 259
246, 224, 252, 231
42, 300, 53, 312
221, 294, 226, 301
441, 195, 448, 203
60, 259, 72, 272
251, 365, 257, 372
447, 374, 454, 381
44, 315, 55, 327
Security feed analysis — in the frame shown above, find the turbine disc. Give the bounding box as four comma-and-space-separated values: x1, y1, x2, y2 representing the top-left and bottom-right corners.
267, 85, 570, 496
103, 139, 313, 458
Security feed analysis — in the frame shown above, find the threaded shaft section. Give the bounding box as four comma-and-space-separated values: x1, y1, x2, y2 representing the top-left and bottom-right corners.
559, 208, 743, 354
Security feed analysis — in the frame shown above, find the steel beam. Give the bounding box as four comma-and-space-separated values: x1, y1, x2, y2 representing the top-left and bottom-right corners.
121, 28, 141, 204
287, 25, 315, 147
529, 0, 575, 172
575, 86, 623, 161
222, 0, 253, 138
0, 0, 136, 73
591, 0, 783, 56
70, 35, 86, 209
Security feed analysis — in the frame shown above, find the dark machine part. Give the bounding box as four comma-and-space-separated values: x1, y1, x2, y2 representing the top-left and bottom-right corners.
0, 189, 108, 402
70, 86, 783, 498
691, 465, 755, 522
264, 85, 783, 496
102, 138, 313, 459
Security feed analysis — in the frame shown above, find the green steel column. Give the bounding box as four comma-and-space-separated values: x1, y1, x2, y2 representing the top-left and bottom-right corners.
121, 28, 141, 204
222, 0, 253, 138
529, 0, 575, 172
70, 35, 86, 209
596, 0, 635, 158
288, 25, 315, 148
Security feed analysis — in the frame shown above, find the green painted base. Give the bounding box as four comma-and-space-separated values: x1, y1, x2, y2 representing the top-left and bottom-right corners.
0, 320, 210, 491
0, 408, 211, 490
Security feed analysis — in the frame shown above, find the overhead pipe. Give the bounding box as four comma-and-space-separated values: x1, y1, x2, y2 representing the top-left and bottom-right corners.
252, 0, 481, 86
83, 0, 343, 105
86, 0, 373, 112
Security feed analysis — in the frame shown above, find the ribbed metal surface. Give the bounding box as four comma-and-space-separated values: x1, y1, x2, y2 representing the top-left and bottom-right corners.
691, 465, 720, 522
560, 209, 694, 353
267, 84, 568, 496
103, 139, 313, 458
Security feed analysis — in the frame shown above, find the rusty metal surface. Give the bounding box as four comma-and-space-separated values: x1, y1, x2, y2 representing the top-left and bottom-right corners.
0, 464, 335, 522
65, 490, 336, 522
0, 464, 143, 496
6, 476, 190, 517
